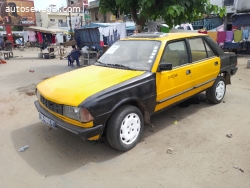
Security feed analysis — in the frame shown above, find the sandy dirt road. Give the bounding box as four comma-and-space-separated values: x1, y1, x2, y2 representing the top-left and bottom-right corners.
0, 49, 250, 188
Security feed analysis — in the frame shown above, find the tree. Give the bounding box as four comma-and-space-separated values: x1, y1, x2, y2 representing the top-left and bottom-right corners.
99, 0, 226, 29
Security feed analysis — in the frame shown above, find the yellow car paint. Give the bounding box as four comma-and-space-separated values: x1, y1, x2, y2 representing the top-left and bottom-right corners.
192, 56, 221, 87
155, 81, 214, 112
88, 135, 101, 141
37, 65, 145, 107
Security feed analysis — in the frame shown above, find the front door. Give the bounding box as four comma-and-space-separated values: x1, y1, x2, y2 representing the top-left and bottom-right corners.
155, 40, 194, 112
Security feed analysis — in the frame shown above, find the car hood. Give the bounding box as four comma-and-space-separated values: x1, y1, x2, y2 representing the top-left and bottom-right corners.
37, 65, 145, 106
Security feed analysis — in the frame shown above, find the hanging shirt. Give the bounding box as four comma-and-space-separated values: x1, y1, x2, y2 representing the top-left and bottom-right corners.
242, 29, 249, 40
23, 31, 28, 42
37, 32, 43, 43
28, 30, 36, 42
51, 35, 56, 43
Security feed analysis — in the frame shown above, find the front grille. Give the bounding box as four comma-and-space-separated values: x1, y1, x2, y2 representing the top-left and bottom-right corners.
40, 95, 63, 115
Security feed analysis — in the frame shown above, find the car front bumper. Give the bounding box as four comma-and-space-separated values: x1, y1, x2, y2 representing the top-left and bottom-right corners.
34, 100, 104, 140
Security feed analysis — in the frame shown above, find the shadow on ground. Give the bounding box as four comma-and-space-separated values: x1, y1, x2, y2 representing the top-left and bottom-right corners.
11, 93, 211, 176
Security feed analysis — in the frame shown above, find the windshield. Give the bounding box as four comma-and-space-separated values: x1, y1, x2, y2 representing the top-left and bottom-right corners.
98, 40, 161, 71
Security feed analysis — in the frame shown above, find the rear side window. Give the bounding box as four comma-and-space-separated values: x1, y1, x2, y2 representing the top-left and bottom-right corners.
204, 41, 215, 58
189, 38, 207, 62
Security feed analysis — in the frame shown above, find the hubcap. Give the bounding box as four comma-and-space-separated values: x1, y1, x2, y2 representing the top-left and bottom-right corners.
120, 113, 141, 145
215, 81, 225, 101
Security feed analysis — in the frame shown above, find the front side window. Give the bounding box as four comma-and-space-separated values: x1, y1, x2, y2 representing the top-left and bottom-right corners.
160, 40, 189, 68
189, 38, 207, 62
98, 40, 161, 71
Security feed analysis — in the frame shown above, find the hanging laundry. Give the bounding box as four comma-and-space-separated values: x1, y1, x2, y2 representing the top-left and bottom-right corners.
23, 31, 28, 42
242, 29, 249, 41
207, 31, 218, 43
37, 32, 43, 43
217, 31, 226, 45
216, 24, 224, 32
234, 30, 243, 42
98, 28, 104, 47
51, 35, 56, 43
28, 30, 36, 42
225, 31, 234, 42
119, 23, 126, 39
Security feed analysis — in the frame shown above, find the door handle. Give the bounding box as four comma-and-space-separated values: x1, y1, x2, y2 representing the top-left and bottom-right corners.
186, 70, 191, 75
214, 62, 218, 66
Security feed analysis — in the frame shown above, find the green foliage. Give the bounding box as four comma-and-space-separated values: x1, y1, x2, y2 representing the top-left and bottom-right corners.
99, 0, 226, 28
12, 26, 23, 31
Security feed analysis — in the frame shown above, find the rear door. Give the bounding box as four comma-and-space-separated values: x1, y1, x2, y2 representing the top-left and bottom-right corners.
188, 37, 220, 91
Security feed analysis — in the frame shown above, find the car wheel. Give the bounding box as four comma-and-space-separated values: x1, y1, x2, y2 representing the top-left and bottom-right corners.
206, 77, 226, 104
106, 105, 144, 151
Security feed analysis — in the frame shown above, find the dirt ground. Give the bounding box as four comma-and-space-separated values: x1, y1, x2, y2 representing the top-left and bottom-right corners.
0, 48, 250, 188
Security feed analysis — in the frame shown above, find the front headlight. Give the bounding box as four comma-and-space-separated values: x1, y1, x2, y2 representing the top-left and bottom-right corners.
63, 105, 94, 123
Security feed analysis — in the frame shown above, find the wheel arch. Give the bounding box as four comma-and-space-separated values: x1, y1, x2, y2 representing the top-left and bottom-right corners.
219, 71, 231, 85
103, 98, 150, 132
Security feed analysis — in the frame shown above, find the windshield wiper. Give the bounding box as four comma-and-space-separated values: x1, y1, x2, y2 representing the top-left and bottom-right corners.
106, 63, 133, 70
96, 60, 106, 65
96, 61, 133, 70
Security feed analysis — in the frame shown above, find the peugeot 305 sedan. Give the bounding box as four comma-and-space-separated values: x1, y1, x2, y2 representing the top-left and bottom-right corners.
35, 32, 238, 151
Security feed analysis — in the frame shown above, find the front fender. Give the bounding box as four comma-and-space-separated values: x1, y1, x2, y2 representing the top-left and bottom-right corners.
79, 72, 157, 126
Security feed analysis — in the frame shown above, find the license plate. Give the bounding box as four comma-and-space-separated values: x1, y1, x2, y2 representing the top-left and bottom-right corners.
39, 112, 57, 129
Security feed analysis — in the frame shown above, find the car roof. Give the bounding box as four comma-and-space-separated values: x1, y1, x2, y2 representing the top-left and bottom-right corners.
123, 32, 207, 41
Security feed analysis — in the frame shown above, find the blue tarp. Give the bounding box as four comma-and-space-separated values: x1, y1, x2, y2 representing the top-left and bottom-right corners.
75, 27, 100, 50
232, 14, 250, 26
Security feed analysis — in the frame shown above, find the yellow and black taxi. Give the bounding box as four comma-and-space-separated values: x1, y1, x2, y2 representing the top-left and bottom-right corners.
35, 32, 238, 151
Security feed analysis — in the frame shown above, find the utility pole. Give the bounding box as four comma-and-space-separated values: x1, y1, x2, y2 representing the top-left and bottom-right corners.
67, 0, 73, 40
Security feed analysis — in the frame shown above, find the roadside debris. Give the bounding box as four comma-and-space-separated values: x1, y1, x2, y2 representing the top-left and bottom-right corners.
42, 175, 47, 179
173, 120, 178, 124
29, 70, 34, 73
18, 145, 29, 152
26, 91, 35, 96
233, 166, 244, 173
167, 148, 173, 154
0, 60, 7, 64
226, 134, 233, 138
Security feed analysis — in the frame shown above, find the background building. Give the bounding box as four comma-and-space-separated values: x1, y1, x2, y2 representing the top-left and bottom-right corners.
87, 0, 124, 23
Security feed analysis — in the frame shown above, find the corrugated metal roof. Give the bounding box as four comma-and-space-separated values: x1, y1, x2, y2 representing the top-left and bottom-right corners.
232, 14, 250, 26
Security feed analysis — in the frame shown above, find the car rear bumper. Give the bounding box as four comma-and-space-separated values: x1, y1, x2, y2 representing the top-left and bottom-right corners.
34, 100, 104, 139
231, 67, 238, 75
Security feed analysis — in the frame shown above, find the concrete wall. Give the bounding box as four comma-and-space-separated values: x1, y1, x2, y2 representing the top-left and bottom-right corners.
210, 0, 250, 13
237, 0, 250, 12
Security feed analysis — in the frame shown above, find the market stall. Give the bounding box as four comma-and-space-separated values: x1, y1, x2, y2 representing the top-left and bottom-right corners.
23, 27, 65, 58
74, 22, 126, 66
205, 15, 250, 54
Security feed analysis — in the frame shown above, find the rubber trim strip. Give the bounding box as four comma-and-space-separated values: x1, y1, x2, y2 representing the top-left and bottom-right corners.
157, 78, 216, 104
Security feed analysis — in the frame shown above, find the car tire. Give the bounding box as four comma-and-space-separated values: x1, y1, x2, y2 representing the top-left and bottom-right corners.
206, 77, 226, 104
106, 105, 144, 151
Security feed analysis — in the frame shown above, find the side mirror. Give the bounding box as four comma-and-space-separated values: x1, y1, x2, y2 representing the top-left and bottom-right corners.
158, 62, 172, 71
